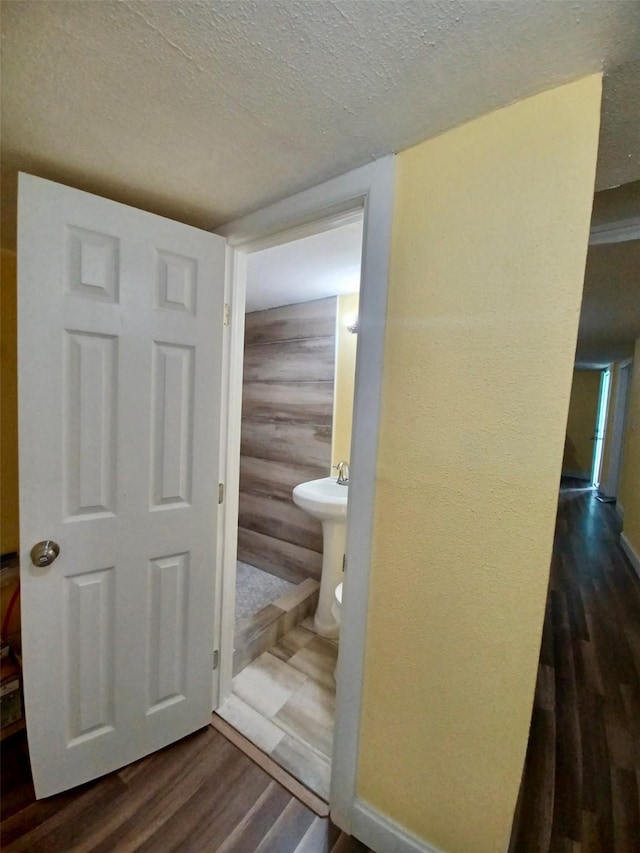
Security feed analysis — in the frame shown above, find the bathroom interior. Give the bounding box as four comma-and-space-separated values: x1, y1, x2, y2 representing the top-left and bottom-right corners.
216, 215, 363, 800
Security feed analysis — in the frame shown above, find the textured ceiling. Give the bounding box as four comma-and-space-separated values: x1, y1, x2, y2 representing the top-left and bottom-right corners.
2, 0, 640, 250
246, 219, 363, 313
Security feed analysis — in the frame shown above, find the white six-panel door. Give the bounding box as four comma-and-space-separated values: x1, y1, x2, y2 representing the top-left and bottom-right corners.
18, 174, 226, 798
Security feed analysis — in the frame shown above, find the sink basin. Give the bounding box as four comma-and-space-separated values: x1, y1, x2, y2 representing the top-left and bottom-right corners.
292, 477, 348, 521
293, 476, 348, 638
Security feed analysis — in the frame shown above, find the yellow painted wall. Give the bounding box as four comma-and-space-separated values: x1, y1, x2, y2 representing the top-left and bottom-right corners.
331, 292, 359, 467
562, 369, 601, 478
358, 76, 601, 852
1, 249, 19, 555
620, 339, 640, 557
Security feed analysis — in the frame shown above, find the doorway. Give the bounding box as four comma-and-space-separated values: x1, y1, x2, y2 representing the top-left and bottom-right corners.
598, 359, 633, 499
216, 216, 363, 800
591, 366, 611, 488
215, 158, 395, 832
562, 368, 603, 483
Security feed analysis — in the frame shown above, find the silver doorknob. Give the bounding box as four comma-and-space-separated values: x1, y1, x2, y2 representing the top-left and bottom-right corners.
30, 540, 60, 567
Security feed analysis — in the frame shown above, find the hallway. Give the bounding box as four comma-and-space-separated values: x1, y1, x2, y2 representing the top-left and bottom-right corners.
3, 481, 639, 851
0, 724, 369, 852
512, 482, 640, 851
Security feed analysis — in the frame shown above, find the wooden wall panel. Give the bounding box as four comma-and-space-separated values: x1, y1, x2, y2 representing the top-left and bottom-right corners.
238, 298, 336, 582
244, 298, 336, 345
240, 457, 326, 503
237, 528, 323, 582
242, 381, 334, 425
243, 338, 335, 383
238, 492, 323, 553
240, 423, 332, 467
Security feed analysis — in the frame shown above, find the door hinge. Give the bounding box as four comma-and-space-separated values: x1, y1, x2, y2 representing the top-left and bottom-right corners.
212, 650, 219, 671
342, 554, 346, 571
223, 303, 230, 326
218, 483, 224, 504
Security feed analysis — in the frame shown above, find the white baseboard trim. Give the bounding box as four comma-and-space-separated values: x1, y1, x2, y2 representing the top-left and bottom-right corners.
620, 532, 640, 579
351, 799, 444, 853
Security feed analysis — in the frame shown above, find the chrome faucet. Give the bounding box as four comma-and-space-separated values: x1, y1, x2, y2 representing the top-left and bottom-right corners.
334, 461, 350, 485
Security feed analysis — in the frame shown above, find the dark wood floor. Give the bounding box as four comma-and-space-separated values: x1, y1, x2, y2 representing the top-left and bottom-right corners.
0, 725, 370, 852
511, 482, 640, 852
4, 483, 639, 852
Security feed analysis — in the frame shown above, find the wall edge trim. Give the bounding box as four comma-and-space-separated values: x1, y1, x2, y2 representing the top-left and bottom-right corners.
351, 799, 445, 853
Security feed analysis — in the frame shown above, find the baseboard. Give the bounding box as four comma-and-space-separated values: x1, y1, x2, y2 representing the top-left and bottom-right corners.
561, 470, 591, 482
620, 532, 640, 579
351, 799, 444, 853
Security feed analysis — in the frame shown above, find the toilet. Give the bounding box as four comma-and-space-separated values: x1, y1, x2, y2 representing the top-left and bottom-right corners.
331, 582, 343, 625
331, 583, 343, 680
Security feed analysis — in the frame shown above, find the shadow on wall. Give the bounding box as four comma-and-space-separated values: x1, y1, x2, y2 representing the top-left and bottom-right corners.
563, 434, 579, 473
1, 249, 19, 557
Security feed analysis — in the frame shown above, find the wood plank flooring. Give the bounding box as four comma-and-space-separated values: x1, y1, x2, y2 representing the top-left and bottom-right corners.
511, 482, 640, 851
219, 619, 338, 801
0, 725, 371, 852
7, 480, 636, 851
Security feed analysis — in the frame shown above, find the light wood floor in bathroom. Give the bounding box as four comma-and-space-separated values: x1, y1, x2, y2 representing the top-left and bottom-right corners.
217, 618, 338, 802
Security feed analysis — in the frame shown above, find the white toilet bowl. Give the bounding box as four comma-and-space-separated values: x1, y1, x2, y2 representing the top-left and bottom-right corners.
331, 583, 343, 680
331, 582, 343, 625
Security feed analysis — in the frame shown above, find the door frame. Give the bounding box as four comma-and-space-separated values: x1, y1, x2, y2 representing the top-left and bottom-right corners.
591, 366, 612, 488
600, 357, 633, 500
214, 156, 396, 831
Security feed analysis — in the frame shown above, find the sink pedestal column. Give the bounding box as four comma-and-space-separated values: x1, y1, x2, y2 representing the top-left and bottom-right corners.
313, 520, 345, 638
291, 477, 348, 639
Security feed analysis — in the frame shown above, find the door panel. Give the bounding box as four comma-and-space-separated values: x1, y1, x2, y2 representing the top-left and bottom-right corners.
18, 173, 225, 798
66, 566, 115, 744
64, 330, 118, 517
151, 342, 194, 506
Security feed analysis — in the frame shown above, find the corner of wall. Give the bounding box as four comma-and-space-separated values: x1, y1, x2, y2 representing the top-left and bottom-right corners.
357, 74, 602, 852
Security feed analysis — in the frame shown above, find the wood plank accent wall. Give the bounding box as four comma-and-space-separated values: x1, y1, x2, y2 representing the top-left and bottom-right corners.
238, 298, 336, 583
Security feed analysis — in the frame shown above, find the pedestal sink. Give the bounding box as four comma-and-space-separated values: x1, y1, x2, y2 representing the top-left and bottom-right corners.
292, 477, 347, 638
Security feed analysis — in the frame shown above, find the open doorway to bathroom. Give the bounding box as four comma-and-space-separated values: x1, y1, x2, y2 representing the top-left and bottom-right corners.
216, 215, 363, 801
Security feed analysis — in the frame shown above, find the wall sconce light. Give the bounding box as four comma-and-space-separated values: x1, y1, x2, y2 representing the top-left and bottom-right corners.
345, 314, 358, 334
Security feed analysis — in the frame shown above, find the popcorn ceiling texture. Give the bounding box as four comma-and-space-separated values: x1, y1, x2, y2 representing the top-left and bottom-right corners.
1, 1, 639, 249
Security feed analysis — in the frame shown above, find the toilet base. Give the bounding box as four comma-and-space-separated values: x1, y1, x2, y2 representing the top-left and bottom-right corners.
313, 612, 339, 639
